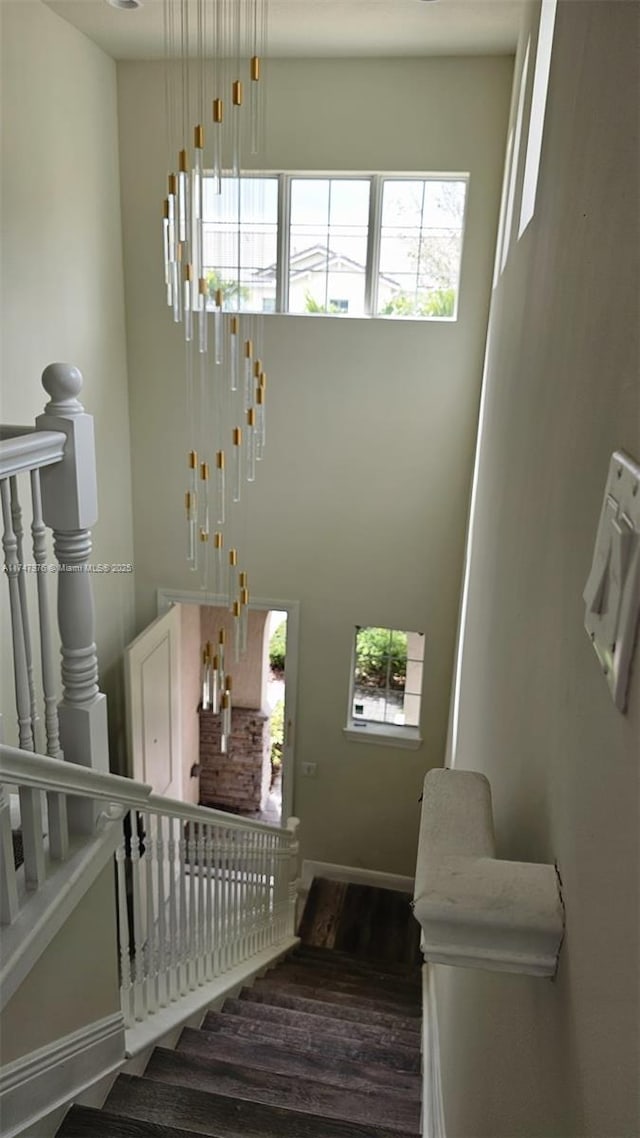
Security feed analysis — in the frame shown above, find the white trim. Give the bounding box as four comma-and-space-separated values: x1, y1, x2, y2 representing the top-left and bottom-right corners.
422, 963, 446, 1138
0, 430, 66, 479
124, 936, 299, 1056
301, 859, 414, 895
343, 724, 423, 750
156, 588, 300, 822
0, 1012, 125, 1138
0, 825, 122, 1012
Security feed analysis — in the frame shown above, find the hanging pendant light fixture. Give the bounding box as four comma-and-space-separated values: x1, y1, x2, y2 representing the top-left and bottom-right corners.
165, 0, 270, 751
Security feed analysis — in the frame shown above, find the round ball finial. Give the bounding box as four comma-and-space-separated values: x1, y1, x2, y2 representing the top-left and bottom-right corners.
41, 363, 84, 413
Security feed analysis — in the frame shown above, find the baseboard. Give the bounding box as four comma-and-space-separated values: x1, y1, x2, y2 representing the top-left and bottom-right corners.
301, 859, 415, 895
422, 963, 446, 1138
0, 1012, 125, 1138
124, 935, 300, 1057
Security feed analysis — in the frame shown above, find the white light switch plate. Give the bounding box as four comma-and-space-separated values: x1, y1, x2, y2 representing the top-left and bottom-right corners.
583, 450, 640, 711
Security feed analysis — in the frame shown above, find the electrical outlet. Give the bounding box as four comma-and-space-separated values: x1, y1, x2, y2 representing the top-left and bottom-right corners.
301, 761, 317, 778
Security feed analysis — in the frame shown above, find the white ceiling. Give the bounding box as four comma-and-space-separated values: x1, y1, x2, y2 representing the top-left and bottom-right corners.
44, 0, 520, 60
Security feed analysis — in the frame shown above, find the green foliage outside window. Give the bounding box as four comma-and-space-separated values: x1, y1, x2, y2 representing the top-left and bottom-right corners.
381, 287, 455, 318
269, 620, 286, 673
355, 627, 407, 689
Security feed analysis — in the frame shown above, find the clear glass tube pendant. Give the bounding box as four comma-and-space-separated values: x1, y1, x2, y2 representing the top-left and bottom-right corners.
233, 601, 241, 663
232, 80, 243, 178
228, 549, 238, 611
186, 490, 197, 570
230, 317, 239, 391
212, 98, 223, 194
232, 428, 242, 503
246, 408, 256, 483
178, 151, 190, 246
214, 289, 224, 366
214, 531, 224, 593
215, 452, 225, 525
240, 586, 249, 655
163, 201, 172, 307
243, 340, 253, 412
210, 655, 219, 714
201, 648, 210, 709
250, 57, 260, 156
220, 691, 231, 753
198, 279, 208, 354
217, 629, 225, 691
256, 386, 265, 460
184, 266, 193, 342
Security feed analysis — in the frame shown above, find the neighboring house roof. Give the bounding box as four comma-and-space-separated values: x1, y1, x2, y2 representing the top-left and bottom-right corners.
252, 244, 400, 288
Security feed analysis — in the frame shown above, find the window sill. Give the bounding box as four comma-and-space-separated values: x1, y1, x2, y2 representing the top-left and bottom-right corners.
343, 723, 423, 750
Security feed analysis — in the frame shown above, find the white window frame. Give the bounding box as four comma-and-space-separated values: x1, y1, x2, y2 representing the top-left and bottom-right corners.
203, 171, 469, 321
343, 625, 425, 750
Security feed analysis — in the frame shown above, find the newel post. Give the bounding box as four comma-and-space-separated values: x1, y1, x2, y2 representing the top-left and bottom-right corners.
35, 365, 109, 797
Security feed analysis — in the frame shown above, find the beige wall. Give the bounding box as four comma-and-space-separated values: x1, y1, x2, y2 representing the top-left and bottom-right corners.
0, 865, 120, 1065
118, 55, 512, 875
0, 0, 135, 761
437, 2, 639, 1134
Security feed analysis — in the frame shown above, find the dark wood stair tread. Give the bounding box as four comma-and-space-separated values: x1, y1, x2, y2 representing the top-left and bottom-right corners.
106, 1074, 419, 1138
143, 1046, 421, 1133
223, 995, 421, 1051
274, 960, 421, 999
243, 982, 422, 1033
293, 944, 421, 982
178, 1024, 422, 1098
57, 1105, 206, 1138
259, 970, 421, 1014
203, 1010, 421, 1073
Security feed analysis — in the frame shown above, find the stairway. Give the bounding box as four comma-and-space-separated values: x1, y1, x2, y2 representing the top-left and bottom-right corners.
57, 944, 423, 1137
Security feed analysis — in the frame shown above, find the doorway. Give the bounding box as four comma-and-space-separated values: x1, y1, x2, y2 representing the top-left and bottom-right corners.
149, 589, 298, 824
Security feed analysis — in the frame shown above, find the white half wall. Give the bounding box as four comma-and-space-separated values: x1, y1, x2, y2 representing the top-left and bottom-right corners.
0, 0, 136, 759
437, 1, 639, 1134
117, 55, 513, 875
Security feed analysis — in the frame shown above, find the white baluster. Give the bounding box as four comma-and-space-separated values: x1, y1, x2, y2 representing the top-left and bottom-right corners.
30, 471, 61, 759
19, 786, 45, 889
167, 817, 179, 1002
0, 787, 19, 925
36, 365, 109, 803
257, 830, 266, 950
188, 824, 198, 990
178, 824, 189, 996
197, 826, 206, 984
213, 825, 223, 976
144, 812, 158, 1015
287, 816, 301, 938
156, 814, 168, 1007
130, 813, 146, 1021
220, 827, 230, 972
204, 824, 214, 981
10, 478, 38, 745
231, 829, 240, 966
115, 831, 133, 1027
46, 791, 69, 863
1, 479, 34, 751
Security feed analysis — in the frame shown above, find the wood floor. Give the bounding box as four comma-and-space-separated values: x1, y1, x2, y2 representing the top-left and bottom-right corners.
298, 877, 422, 973
57, 882, 423, 1138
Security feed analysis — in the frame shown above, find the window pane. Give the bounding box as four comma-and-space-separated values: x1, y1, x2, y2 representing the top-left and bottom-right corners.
203, 175, 278, 312
352, 627, 423, 729
378, 178, 467, 319
289, 178, 370, 317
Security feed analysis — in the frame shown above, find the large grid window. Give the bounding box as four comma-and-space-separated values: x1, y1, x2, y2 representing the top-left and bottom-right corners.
202, 173, 468, 319
350, 627, 425, 730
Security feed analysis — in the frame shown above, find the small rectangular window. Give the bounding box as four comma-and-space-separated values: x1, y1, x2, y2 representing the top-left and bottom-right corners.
377, 178, 467, 318
346, 627, 425, 748
288, 177, 371, 316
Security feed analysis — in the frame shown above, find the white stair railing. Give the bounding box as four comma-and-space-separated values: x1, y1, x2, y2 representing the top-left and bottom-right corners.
116, 799, 299, 1028
0, 745, 300, 1031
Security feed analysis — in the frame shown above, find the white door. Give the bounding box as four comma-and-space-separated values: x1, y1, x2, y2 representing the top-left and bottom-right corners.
125, 605, 182, 800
